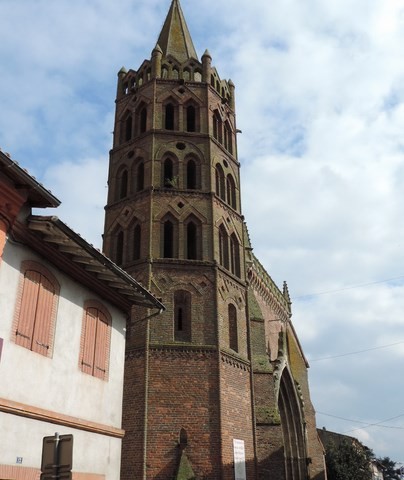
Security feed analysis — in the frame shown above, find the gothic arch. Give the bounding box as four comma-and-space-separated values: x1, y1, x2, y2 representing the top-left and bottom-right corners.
184, 214, 202, 260
160, 212, 179, 259
132, 157, 145, 192
116, 164, 129, 200
277, 367, 308, 480
120, 110, 133, 144
162, 96, 179, 130
162, 154, 179, 188
215, 163, 226, 201
173, 290, 192, 342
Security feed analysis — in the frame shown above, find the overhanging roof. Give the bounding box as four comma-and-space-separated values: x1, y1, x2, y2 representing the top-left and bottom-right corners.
0, 149, 60, 208
26, 215, 165, 312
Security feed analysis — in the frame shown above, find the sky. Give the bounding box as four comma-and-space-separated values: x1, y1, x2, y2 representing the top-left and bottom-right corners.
1, 0, 404, 466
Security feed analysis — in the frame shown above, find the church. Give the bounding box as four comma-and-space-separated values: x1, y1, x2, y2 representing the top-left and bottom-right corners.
102, 0, 327, 479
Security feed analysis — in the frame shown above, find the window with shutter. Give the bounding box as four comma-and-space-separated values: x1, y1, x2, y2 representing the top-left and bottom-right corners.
13, 261, 60, 357
80, 301, 111, 380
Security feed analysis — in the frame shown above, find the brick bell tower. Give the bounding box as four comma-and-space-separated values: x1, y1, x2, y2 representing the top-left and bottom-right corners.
103, 0, 256, 479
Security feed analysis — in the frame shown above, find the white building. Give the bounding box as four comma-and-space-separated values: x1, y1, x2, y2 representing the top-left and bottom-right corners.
0, 150, 164, 480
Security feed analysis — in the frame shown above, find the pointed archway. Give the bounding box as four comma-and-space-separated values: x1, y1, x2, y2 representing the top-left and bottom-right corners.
278, 368, 308, 480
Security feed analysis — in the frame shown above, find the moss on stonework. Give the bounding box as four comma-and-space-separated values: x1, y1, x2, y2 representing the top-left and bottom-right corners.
175, 451, 195, 480
256, 406, 281, 425
252, 355, 273, 373
248, 289, 264, 321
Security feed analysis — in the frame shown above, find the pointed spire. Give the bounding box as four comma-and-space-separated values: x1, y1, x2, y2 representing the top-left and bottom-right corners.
157, 0, 198, 63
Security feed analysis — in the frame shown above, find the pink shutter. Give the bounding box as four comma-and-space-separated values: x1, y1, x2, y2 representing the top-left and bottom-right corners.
93, 310, 109, 379
32, 274, 55, 355
81, 308, 97, 375
16, 270, 41, 349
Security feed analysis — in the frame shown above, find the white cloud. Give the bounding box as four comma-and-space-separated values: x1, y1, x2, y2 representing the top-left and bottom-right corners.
2, 0, 404, 464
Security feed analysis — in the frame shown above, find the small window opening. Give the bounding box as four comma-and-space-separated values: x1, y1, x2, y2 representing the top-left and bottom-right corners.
229, 304, 238, 352
164, 158, 174, 187
133, 225, 141, 260
125, 115, 133, 142
174, 290, 191, 342
186, 159, 197, 189
140, 108, 147, 133
120, 170, 128, 199
116, 231, 124, 265
187, 222, 197, 260
186, 105, 196, 132
165, 103, 175, 130
163, 220, 174, 258
137, 162, 144, 191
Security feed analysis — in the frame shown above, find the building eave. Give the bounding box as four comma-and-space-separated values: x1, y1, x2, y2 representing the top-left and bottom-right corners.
12, 215, 165, 313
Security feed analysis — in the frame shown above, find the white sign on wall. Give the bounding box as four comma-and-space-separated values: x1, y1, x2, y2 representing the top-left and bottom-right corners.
233, 439, 246, 480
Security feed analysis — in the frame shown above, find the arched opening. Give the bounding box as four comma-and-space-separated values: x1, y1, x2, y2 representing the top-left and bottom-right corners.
230, 233, 241, 278
136, 162, 144, 191
219, 225, 229, 269
165, 103, 175, 130
140, 107, 147, 133
118, 169, 128, 199
124, 115, 133, 142
215, 164, 226, 201
186, 105, 196, 132
116, 230, 124, 266
186, 158, 197, 189
186, 222, 197, 260
163, 158, 175, 187
174, 290, 191, 342
278, 369, 308, 480
133, 224, 141, 260
228, 304, 238, 352
226, 174, 237, 209
163, 220, 174, 258
213, 110, 222, 143
224, 122, 233, 154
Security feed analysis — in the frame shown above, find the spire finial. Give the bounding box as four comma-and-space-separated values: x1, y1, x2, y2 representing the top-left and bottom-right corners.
157, 0, 198, 63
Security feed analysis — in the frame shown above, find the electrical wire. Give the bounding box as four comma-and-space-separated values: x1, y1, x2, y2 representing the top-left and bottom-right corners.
308, 341, 404, 362
293, 275, 404, 300
317, 411, 404, 430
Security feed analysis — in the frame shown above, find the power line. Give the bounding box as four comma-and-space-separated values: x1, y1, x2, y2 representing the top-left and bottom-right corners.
309, 341, 404, 362
293, 275, 404, 300
344, 414, 404, 434
317, 411, 404, 430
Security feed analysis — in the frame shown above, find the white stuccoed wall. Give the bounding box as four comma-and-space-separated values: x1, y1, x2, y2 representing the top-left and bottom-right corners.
0, 240, 128, 480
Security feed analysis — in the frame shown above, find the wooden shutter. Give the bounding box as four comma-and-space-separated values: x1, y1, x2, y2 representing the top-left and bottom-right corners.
32, 274, 55, 354
81, 307, 97, 375
16, 270, 41, 349
93, 310, 109, 379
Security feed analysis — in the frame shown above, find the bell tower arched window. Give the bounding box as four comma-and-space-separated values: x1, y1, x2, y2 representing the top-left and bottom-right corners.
165, 103, 175, 130
226, 174, 236, 209
213, 111, 222, 143
163, 220, 174, 258
224, 121, 233, 154
215, 164, 226, 201
186, 158, 197, 189
219, 225, 229, 269
117, 168, 129, 200
230, 233, 241, 278
174, 290, 191, 342
133, 224, 141, 260
140, 107, 147, 133
163, 158, 175, 188
186, 105, 196, 132
116, 230, 124, 266
228, 304, 238, 352
136, 162, 144, 191
124, 115, 133, 142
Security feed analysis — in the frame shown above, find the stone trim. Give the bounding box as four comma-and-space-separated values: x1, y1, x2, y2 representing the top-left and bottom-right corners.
0, 397, 124, 438
0, 464, 105, 480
